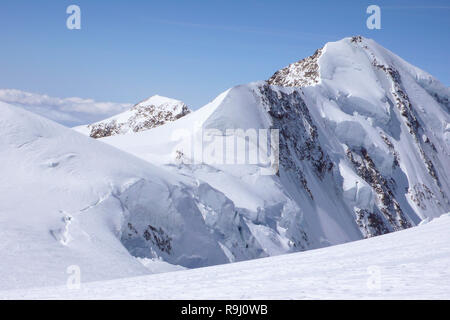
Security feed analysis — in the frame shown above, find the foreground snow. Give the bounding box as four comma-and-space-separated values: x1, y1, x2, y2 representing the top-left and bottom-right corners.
2, 213, 449, 300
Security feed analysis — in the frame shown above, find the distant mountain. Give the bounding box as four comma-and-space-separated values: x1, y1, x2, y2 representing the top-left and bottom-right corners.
74, 95, 191, 138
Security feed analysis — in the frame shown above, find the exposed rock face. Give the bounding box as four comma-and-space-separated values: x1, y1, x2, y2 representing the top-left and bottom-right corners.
259, 84, 333, 200
345, 147, 411, 236
79, 95, 191, 138
268, 48, 322, 87
367, 41, 448, 208
377, 64, 441, 186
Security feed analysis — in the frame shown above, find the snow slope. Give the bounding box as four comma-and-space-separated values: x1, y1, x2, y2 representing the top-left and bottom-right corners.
73, 95, 190, 138
0, 102, 270, 290
2, 213, 449, 299
95, 36, 450, 260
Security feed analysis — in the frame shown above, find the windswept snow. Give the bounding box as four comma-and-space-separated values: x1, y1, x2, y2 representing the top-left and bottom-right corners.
2, 214, 449, 300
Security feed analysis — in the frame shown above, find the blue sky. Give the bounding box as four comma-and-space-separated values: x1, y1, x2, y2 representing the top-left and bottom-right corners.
0, 0, 449, 109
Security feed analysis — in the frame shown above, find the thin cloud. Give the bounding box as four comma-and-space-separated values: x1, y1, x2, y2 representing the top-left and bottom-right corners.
0, 89, 131, 127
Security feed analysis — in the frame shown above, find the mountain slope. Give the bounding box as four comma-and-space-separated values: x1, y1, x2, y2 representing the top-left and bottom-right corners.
74, 95, 191, 138
0, 102, 268, 290
98, 36, 450, 257
3, 213, 449, 299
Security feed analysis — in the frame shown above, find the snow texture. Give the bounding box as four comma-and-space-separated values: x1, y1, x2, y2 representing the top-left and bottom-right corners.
2, 213, 449, 299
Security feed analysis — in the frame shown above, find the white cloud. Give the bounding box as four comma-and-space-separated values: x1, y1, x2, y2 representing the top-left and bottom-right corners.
0, 89, 132, 127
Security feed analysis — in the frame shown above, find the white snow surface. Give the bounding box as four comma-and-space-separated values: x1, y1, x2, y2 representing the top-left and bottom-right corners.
0, 101, 263, 290
2, 213, 449, 300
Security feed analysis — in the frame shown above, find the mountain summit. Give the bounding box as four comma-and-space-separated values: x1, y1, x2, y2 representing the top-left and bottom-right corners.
100, 36, 450, 249
75, 95, 191, 138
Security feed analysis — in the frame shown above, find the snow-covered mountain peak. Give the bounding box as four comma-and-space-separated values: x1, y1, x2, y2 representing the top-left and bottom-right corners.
269, 35, 449, 97
74, 94, 191, 138
268, 47, 323, 87
135, 94, 187, 110
264, 36, 450, 235
268, 36, 386, 88
99, 36, 449, 249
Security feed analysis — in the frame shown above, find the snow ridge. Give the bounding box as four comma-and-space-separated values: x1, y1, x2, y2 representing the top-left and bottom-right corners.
75, 95, 191, 138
